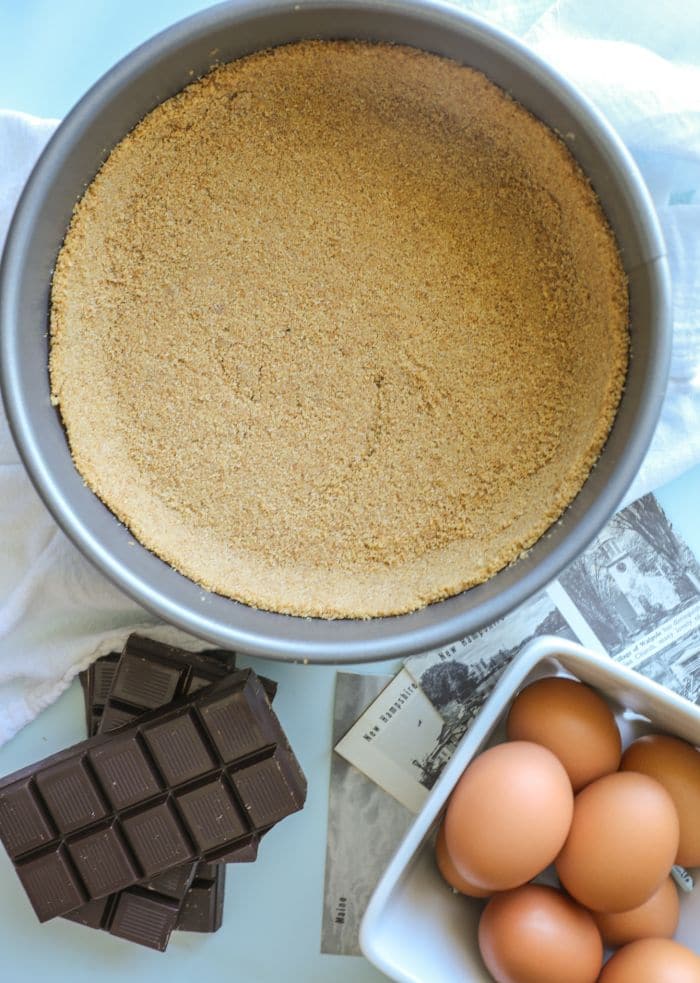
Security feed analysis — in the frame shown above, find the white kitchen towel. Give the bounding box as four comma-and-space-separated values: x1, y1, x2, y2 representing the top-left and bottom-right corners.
1, 0, 699, 744
0, 115, 234, 747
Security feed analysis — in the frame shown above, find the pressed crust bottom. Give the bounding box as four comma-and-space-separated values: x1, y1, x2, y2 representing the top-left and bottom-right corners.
50, 41, 628, 618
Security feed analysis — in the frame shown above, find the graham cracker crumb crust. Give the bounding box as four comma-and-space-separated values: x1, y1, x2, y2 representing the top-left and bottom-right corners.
50, 40, 628, 619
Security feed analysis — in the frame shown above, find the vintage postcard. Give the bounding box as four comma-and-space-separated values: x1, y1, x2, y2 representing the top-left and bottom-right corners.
321, 672, 413, 956
555, 496, 700, 701
335, 668, 447, 812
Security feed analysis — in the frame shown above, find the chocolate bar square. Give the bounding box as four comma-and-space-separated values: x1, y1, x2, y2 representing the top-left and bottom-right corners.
0, 778, 54, 857
109, 889, 180, 950
199, 689, 279, 762
231, 747, 306, 828
68, 823, 139, 896
111, 652, 182, 710
142, 714, 215, 785
89, 734, 161, 809
17, 846, 85, 923
122, 802, 193, 877
36, 758, 107, 834
177, 778, 247, 853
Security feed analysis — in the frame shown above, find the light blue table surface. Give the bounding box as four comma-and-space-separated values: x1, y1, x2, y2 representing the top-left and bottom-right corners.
0, 2, 697, 980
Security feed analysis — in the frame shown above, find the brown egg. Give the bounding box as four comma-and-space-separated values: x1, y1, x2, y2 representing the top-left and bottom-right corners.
592, 876, 680, 946
621, 733, 700, 867
555, 771, 679, 913
434, 821, 491, 897
445, 741, 573, 892
506, 676, 621, 790
598, 938, 700, 983
478, 884, 603, 983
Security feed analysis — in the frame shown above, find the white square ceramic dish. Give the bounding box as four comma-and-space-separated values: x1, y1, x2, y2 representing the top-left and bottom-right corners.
360, 635, 700, 982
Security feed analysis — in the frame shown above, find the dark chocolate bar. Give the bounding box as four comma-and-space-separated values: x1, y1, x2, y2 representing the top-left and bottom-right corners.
0, 668, 306, 922
76, 640, 279, 947
72, 639, 278, 947
178, 862, 226, 933
71, 640, 238, 947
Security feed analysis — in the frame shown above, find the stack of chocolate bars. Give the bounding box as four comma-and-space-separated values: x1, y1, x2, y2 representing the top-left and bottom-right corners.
0, 635, 306, 951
